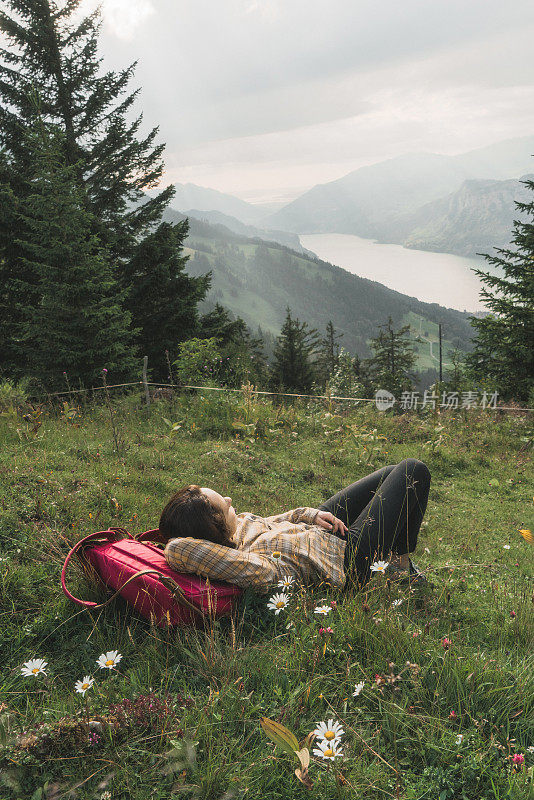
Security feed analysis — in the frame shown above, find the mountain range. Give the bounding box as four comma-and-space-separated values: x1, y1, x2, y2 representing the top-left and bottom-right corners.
167, 136, 534, 258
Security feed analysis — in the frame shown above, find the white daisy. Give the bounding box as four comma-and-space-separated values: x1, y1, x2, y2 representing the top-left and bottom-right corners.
267, 593, 290, 615
370, 560, 389, 573
75, 675, 94, 695
313, 718, 344, 742
21, 658, 47, 678
96, 650, 122, 670
314, 605, 331, 615
270, 550, 283, 562
313, 738, 343, 760
352, 682, 365, 697
503, 545, 511, 550
391, 599, 403, 608
277, 575, 295, 589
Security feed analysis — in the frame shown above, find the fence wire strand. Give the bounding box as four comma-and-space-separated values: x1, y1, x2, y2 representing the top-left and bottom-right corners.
39, 380, 534, 412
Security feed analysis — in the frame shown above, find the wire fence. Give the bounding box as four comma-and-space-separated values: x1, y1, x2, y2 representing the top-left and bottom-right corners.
40, 380, 534, 412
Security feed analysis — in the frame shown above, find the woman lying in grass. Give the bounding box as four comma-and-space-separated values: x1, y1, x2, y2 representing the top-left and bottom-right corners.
161, 459, 431, 593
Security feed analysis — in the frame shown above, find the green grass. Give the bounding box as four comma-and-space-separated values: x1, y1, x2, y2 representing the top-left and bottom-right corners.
0, 391, 533, 799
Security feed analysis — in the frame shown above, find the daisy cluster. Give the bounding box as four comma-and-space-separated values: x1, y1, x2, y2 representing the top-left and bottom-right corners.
267, 559, 391, 618
311, 718, 344, 761
266, 571, 299, 615
20, 650, 123, 696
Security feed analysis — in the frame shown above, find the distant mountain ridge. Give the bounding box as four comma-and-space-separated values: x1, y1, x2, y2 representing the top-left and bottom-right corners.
402, 175, 533, 256
263, 136, 534, 254
177, 207, 313, 255
167, 136, 534, 258
170, 182, 276, 224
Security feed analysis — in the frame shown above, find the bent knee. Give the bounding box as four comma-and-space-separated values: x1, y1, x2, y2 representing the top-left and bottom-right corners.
400, 458, 431, 482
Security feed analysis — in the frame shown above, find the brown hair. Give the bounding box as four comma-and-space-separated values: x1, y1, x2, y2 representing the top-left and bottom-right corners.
159, 485, 236, 548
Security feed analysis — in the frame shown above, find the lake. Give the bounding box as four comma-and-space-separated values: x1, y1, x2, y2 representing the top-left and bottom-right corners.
299, 233, 493, 313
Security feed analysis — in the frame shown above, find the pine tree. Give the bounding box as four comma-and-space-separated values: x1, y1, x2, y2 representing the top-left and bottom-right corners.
123, 220, 210, 380
365, 316, 420, 397
0, 0, 172, 258
0, 153, 27, 375
0, 0, 218, 384
270, 307, 320, 393
18, 128, 136, 390
465, 176, 534, 402
442, 348, 468, 394
198, 303, 249, 346
197, 303, 268, 387
0, 0, 174, 375
315, 320, 344, 387
352, 353, 374, 398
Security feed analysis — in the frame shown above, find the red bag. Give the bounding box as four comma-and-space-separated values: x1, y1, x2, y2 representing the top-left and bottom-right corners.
61, 527, 242, 627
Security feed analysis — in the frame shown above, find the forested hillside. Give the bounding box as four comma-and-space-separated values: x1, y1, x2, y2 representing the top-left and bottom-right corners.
162, 208, 475, 367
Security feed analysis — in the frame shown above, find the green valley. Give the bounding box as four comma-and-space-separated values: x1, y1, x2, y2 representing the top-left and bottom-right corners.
168, 208, 476, 376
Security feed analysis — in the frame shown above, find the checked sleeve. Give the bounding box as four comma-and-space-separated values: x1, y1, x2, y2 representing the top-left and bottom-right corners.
164, 537, 278, 594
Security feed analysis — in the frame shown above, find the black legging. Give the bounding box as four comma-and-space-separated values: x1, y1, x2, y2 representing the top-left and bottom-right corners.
318, 458, 431, 588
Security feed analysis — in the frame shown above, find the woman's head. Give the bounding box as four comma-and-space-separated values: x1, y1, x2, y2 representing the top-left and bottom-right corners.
159, 485, 237, 547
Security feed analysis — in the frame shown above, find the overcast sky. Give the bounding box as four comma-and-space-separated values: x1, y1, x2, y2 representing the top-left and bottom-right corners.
87, 0, 534, 204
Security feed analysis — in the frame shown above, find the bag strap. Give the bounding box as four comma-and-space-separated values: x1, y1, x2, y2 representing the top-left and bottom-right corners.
61, 529, 211, 619
61, 529, 131, 608
80, 569, 208, 618
135, 528, 167, 545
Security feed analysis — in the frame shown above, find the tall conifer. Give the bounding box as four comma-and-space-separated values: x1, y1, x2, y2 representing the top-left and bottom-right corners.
315, 320, 344, 386
0, 0, 172, 257
124, 220, 210, 380
270, 307, 319, 392
365, 316, 420, 397
0, 0, 219, 382
18, 128, 136, 389
466, 176, 534, 402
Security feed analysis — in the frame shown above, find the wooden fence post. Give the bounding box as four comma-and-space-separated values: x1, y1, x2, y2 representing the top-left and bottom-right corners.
142, 356, 150, 411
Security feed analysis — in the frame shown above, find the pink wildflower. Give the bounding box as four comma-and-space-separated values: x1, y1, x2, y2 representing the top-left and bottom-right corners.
442, 637, 452, 650
512, 753, 525, 765
510, 611, 516, 618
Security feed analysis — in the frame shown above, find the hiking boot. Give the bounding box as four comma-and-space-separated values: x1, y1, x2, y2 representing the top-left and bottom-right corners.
407, 559, 429, 587
387, 558, 429, 587
386, 560, 409, 582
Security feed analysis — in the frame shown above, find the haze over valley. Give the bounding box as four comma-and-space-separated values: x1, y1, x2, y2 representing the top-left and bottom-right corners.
157, 136, 533, 314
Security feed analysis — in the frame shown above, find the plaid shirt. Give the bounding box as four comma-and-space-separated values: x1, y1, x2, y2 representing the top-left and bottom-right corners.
164, 507, 347, 594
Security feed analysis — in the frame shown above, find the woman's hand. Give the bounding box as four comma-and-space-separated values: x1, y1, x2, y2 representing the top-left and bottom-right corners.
314, 510, 349, 537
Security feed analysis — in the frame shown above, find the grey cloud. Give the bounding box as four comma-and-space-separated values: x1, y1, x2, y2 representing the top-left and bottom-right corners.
95, 0, 534, 200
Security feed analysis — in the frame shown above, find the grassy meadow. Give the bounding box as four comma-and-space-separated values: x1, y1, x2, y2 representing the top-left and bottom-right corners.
0, 388, 533, 799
